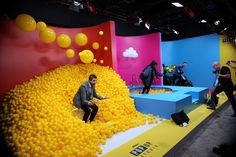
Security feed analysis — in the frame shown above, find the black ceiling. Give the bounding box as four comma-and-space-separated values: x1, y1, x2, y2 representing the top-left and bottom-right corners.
1, 0, 236, 41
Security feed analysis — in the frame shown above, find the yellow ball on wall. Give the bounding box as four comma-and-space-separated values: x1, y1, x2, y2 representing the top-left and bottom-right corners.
104, 46, 108, 51
99, 31, 104, 36
37, 21, 47, 31
57, 34, 71, 48
100, 60, 104, 64
15, 14, 36, 32
75, 33, 88, 46
39, 28, 56, 43
92, 42, 99, 50
66, 49, 75, 58
79, 49, 94, 64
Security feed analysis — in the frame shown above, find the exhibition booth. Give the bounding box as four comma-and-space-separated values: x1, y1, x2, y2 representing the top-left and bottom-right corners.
0, 4, 236, 157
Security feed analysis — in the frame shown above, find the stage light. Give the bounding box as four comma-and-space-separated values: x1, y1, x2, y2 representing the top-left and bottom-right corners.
214, 20, 220, 25
138, 17, 143, 24
171, 2, 183, 7
86, 0, 97, 14
219, 26, 229, 34
74, 1, 80, 6
145, 22, 151, 30
69, 5, 80, 12
183, 5, 195, 17
69, 1, 84, 12
173, 29, 179, 34
134, 17, 143, 26
79, 4, 84, 9
200, 19, 207, 23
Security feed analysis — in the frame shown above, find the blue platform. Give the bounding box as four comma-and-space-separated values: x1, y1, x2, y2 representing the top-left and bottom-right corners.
129, 86, 208, 119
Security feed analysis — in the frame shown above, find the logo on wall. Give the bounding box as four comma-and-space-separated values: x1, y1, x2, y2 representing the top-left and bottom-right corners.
123, 47, 139, 58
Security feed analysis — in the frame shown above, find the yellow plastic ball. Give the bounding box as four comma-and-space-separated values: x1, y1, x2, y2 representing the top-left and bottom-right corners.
39, 28, 56, 43
92, 42, 99, 50
93, 59, 97, 62
75, 33, 88, 46
37, 21, 47, 31
66, 49, 75, 58
104, 46, 108, 51
57, 34, 71, 48
0, 63, 151, 156
15, 14, 36, 32
99, 31, 104, 36
100, 60, 104, 64
79, 49, 94, 64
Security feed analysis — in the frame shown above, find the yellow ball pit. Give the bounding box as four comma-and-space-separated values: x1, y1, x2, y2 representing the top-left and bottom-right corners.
0, 64, 148, 156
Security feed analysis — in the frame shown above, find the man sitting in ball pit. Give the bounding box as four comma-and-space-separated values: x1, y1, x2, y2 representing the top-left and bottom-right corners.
73, 74, 110, 122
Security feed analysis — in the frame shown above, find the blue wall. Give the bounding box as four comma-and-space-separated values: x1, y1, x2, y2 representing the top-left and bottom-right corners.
161, 34, 220, 89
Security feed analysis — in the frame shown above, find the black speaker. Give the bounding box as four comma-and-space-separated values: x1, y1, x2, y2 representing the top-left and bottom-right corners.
171, 110, 190, 126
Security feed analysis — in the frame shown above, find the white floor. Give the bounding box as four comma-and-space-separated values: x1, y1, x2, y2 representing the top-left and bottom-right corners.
73, 108, 164, 156
99, 120, 164, 156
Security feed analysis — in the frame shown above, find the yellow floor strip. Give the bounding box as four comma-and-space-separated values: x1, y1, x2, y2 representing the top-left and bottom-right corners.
103, 94, 228, 157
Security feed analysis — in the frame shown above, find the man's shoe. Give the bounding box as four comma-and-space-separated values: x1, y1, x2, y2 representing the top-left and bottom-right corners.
212, 146, 227, 155
231, 113, 236, 117
207, 106, 216, 110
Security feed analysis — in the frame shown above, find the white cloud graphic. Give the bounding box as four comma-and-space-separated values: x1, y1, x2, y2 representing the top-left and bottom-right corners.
123, 47, 139, 58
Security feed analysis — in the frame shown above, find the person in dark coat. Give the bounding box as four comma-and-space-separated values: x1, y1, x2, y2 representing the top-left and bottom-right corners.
173, 62, 187, 85
73, 74, 109, 122
139, 60, 163, 94
207, 62, 236, 117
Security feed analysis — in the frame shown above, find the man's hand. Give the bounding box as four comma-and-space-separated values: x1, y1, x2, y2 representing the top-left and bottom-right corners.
88, 100, 95, 106
216, 73, 224, 77
103, 96, 110, 99
216, 73, 231, 78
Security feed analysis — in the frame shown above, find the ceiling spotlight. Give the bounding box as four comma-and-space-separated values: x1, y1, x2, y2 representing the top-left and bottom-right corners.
171, 2, 183, 7
74, 1, 80, 6
86, 0, 97, 14
79, 4, 84, 9
145, 22, 151, 30
134, 17, 143, 26
200, 19, 207, 23
219, 26, 229, 33
214, 20, 220, 25
69, 1, 84, 12
173, 29, 179, 34
138, 17, 143, 24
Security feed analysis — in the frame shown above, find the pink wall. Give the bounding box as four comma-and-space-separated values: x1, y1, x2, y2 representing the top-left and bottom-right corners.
0, 19, 114, 102
115, 33, 162, 85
